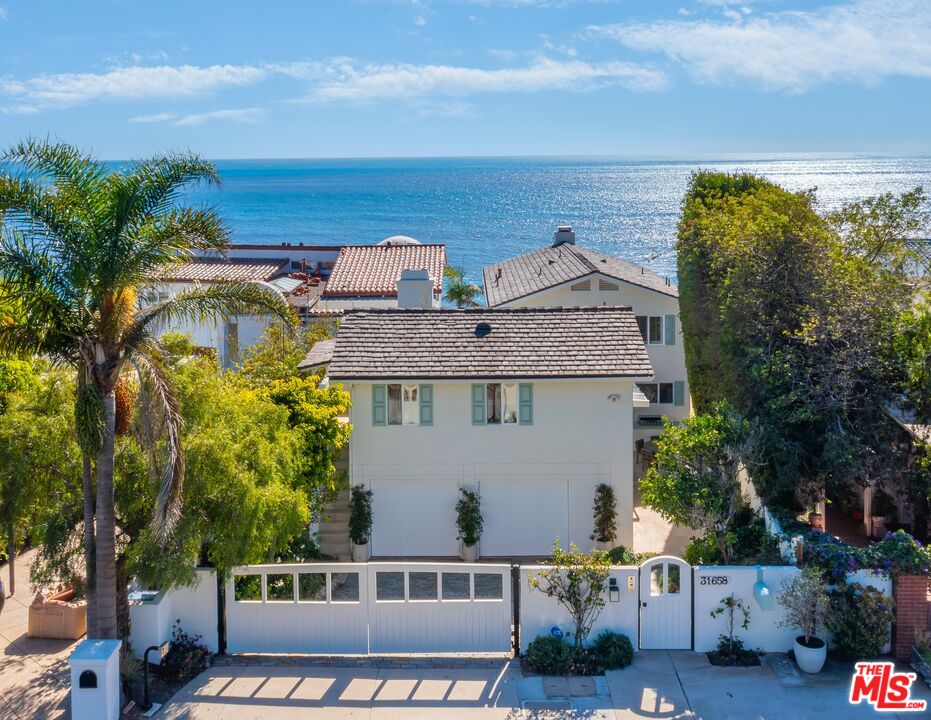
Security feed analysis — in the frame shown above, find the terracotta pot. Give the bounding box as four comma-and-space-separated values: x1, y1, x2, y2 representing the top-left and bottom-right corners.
351, 542, 369, 563
808, 513, 824, 531
460, 543, 478, 563
794, 636, 827, 674
871, 516, 887, 539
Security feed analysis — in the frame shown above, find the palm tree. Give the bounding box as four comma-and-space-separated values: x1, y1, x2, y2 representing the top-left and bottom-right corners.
0, 140, 291, 639
443, 265, 484, 308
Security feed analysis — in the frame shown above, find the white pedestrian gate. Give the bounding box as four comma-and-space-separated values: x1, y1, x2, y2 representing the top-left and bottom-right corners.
225, 561, 512, 655
639, 556, 692, 650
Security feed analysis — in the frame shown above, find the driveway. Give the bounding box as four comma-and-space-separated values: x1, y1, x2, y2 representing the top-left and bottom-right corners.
1, 549, 75, 720
158, 650, 931, 719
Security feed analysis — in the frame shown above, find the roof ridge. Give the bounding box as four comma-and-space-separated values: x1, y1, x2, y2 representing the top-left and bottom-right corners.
340, 305, 634, 315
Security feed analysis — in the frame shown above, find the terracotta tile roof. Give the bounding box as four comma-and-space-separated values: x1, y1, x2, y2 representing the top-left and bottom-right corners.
160, 257, 289, 283
323, 244, 446, 298
482, 245, 677, 306
326, 306, 653, 380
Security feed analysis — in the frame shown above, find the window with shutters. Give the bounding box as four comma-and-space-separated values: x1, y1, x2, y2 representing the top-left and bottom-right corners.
473, 383, 532, 425
648, 316, 663, 344
374, 384, 431, 426
636, 315, 665, 344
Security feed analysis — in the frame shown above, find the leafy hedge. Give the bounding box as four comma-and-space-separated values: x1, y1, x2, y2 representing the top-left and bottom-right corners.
523, 631, 633, 676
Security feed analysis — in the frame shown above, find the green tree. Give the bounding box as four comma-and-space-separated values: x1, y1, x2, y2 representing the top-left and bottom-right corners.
239, 319, 336, 384
443, 266, 484, 308
641, 403, 758, 564
0, 139, 290, 638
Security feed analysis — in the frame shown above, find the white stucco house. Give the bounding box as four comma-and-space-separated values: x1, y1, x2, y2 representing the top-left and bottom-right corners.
311, 306, 654, 557
152, 237, 445, 366
482, 226, 690, 463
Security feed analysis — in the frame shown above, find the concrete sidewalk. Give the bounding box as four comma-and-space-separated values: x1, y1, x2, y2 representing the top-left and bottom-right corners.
0, 549, 75, 720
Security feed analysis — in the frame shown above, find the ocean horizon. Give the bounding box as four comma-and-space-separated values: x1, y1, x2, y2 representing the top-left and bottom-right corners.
180, 154, 931, 282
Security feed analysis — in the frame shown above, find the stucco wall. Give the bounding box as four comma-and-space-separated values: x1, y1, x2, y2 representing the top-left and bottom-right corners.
129, 569, 218, 658
346, 378, 636, 553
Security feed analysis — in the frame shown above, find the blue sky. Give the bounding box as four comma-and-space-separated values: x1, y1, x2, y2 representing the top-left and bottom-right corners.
0, 0, 929, 158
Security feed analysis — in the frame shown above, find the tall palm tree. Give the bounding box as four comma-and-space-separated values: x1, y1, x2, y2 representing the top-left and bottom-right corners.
443, 265, 484, 308
0, 140, 291, 639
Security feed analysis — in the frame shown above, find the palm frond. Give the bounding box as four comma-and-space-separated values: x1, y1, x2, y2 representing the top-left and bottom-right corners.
0, 175, 88, 254
129, 340, 185, 542
125, 281, 293, 347
2, 138, 107, 201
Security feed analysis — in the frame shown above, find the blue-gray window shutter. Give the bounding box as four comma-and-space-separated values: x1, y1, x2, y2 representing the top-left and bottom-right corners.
372, 384, 387, 425
419, 384, 433, 426
518, 383, 533, 425
471, 384, 486, 425
664, 315, 676, 345
673, 380, 685, 407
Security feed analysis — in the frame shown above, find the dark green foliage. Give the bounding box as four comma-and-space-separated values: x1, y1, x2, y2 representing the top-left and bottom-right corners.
162, 621, 211, 683
591, 483, 617, 544
798, 531, 863, 585
455, 489, 483, 547
863, 530, 931, 577
524, 635, 572, 674
349, 484, 373, 545
827, 583, 895, 659
708, 636, 760, 667
74, 382, 104, 455
684, 535, 723, 566
275, 533, 329, 563
591, 630, 633, 670
605, 545, 640, 565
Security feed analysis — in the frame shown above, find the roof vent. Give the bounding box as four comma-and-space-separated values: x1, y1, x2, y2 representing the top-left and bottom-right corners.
552, 225, 576, 247
474, 322, 492, 338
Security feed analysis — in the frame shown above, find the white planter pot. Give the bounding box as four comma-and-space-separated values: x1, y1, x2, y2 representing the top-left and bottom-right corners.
871, 516, 887, 539
460, 543, 479, 563
794, 636, 827, 674
351, 542, 369, 563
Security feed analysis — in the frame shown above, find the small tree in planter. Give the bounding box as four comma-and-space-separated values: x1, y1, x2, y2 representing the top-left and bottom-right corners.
455, 489, 483, 562
778, 566, 832, 673
348, 485, 373, 562
590, 484, 617, 550
528, 541, 610, 650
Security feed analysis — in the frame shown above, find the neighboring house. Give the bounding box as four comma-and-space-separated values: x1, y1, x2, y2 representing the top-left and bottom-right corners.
482, 226, 689, 461
306, 306, 653, 557
153, 236, 444, 366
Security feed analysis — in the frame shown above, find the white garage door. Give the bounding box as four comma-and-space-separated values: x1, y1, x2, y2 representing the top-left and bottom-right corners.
480, 477, 569, 557
370, 477, 460, 557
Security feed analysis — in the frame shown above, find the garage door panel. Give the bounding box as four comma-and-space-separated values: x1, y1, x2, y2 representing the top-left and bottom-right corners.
481, 477, 568, 556
370, 477, 459, 556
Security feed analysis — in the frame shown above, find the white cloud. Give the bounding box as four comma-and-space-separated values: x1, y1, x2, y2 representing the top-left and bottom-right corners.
306, 57, 666, 101
1, 64, 268, 109
129, 107, 265, 126
0, 7, 8, 21
588, 0, 931, 92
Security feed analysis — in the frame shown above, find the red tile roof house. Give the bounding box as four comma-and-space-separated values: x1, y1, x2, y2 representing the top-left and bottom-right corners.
150, 237, 445, 366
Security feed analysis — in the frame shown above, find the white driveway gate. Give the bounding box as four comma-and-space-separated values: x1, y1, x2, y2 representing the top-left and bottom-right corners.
639, 556, 692, 650
226, 561, 512, 655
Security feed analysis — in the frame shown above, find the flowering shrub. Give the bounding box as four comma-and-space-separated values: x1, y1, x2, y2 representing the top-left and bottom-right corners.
162, 620, 211, 684
826, 583, 895, 659
863, 531, 931, 578
798, 531, 864, 585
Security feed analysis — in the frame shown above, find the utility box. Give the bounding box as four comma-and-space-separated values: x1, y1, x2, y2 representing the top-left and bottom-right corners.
69, 639, 121, 720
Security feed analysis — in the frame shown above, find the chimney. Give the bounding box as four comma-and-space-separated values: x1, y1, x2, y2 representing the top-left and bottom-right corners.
552, 225, 576, 247
397, 269, 434, 308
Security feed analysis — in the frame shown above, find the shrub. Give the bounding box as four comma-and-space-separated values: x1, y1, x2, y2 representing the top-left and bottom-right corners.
605, 545, 639, 565
826, 583, 895, 659
798, 531, 863, 585
709, 594, 750, 662
864, 530, 931, 577
348, 485, 373, 545
684, 535, 723, 565
591, 484, 617, 545
455, 489, 483, 547
524, 635, 572, 674
708, 636, 760, 667
162, 621, 211, 684
592, 630, 633, 670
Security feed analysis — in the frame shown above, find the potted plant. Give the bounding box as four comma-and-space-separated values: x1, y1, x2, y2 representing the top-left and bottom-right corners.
778, 566, 832, 673
455, 489, 483, 562
870, 489, 896, 539
590, 483, 617, 551
348, 484, 373, 562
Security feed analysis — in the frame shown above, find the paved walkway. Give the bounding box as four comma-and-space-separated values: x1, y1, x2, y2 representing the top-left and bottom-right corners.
1, 549, 75, 720
159, 650, 931, 719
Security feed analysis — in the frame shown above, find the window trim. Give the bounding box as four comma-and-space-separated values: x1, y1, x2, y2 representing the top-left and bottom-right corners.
472, 382, 533, 426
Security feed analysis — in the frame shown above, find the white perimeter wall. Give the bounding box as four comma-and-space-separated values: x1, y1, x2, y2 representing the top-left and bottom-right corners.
129, 569, 218, 659
693, 566, 892, 653
519, 566, 640, 653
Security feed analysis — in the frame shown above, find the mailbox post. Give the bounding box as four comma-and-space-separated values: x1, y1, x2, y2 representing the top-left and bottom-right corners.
69, 639, 121, 720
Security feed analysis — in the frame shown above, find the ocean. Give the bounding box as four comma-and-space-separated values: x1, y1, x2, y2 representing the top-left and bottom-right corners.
186, 155, 931, 281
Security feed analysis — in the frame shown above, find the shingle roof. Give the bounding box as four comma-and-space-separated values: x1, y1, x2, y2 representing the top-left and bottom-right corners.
160, 257, 289, 283
298, 339, 337, 370
323, 244, 446, 298
326, 307, 653, 380
482, 245, 677, 306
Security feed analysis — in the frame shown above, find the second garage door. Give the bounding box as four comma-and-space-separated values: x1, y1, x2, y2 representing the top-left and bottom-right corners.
370, 476, 460, 557
480, 477, 569, 557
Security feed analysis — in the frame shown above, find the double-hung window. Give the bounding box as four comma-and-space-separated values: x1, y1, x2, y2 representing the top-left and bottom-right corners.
372, 384, 433, 426
473, 383, 533, 425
